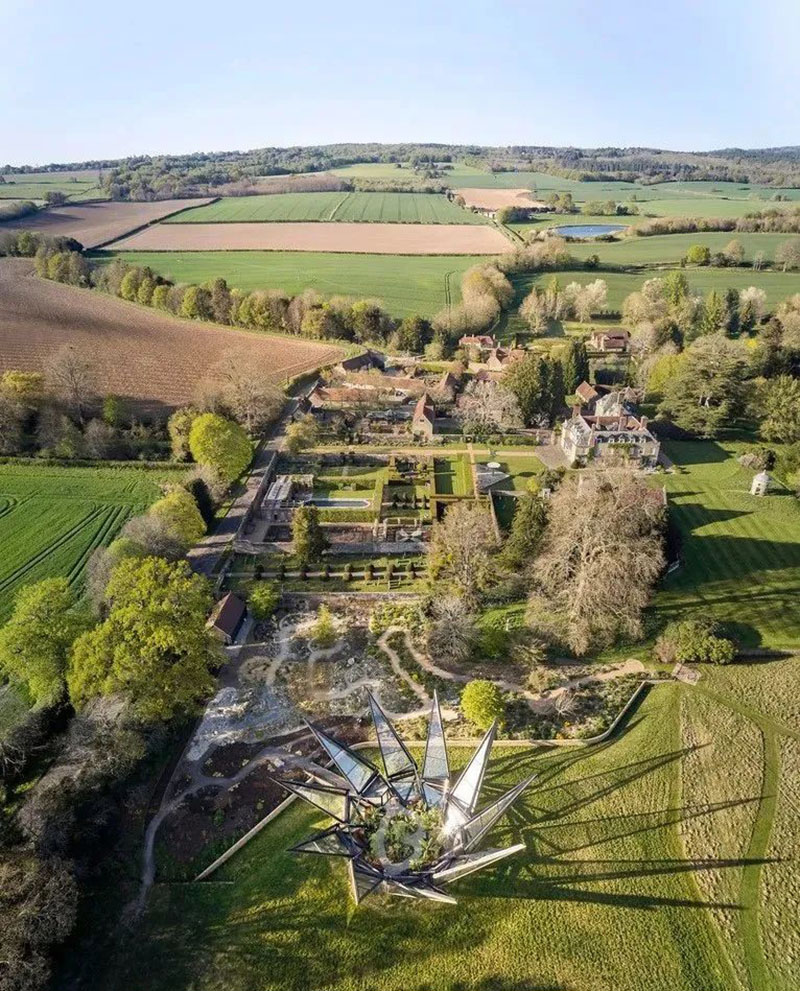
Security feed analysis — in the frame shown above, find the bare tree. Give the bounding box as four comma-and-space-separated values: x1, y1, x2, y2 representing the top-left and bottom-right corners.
197, 349, 283, 433
456, 380, 523, 436
530, 468, 665, 655
426, 596, 477, 665
429, 501, 499, 608
44, 345, 95, 424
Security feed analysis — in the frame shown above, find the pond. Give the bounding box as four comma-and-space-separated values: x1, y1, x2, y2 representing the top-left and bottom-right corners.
552, 224, 625, 238
307, 496, 371, 508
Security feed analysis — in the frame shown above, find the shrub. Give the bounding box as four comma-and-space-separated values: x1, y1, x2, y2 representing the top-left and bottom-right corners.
655, 617, 736, 665
249, 582, 279, 621
461, 679, 505, 730
310, 605, 336, 648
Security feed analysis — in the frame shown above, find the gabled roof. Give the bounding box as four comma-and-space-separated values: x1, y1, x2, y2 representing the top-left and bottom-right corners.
413, 392, 435, 425
206, 592, 246, 638
575, 381, 599, 404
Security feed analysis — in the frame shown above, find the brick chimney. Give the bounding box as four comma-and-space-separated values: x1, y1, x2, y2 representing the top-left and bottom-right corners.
640, 415, 648, 430
572, 404, 582, 418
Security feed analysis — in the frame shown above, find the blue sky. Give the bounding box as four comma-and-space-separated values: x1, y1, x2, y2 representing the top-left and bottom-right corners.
2, 0, 798, 166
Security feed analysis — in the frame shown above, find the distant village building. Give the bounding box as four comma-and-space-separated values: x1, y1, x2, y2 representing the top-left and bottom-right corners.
436, 370, 461, 402
411, 392, 436, 440
206, 592, 246, 646
751, 471, 771, 496
484, 347, 526, 372
458, 334, 497, 350
589, 330, 630, 354
561, 410, 660, 467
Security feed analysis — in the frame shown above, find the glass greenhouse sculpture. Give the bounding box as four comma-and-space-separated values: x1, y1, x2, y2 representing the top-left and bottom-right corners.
275, 691, 536, 904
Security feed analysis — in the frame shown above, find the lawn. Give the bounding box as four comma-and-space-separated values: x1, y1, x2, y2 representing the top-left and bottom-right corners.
86, 684, 767, 991
107, 250, 483, 318
655, 440, 800, 649
517, 268, 800, 309
0, 463, 186, 622
433, 454, 473, 496
164, 192, 487, 225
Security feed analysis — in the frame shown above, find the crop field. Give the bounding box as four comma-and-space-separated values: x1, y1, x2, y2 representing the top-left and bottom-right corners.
655, 441, 800, 649
164, 192, 487, 224
518, 268, 800, 309
0, 199, 211, 248
0, 259, 344, 409
85, 683, 794, 991
107, 250, 483, 317
564, 231, 793, 266
109, 221, 511, 255
0, 463, 186, 622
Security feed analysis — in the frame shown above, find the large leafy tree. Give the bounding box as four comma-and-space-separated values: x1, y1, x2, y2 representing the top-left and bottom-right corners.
759, 375, 800, 444
0, 579, 87, 705
292, 505, 328, 567
67, 558, 219, 723
189, 412, 252, 483
659, 336, 748, 437
148, 487, 206, 547
502, 492, 548, 570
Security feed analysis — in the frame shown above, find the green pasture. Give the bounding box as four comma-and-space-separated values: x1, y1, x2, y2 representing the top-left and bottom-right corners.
518, 267, 800, 309
637, 197, 794, 219
656, 440, 800, 649
565, 231, 794, 267
82, 681, 800, 991
0, 172, 104, 201
331, 162, 487, 183
106, 250, 489, 318
165, 191, 487, 225
0, 463, 185, 622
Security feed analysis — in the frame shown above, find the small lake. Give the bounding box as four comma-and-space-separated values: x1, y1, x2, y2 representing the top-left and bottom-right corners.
552, 224, 625, 239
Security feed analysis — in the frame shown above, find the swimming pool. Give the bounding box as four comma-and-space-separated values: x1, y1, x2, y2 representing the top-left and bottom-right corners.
307, 497, 371, 509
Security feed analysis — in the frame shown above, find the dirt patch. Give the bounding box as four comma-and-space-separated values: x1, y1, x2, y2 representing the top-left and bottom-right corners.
0, 199, 211, 248
457, 188, 549, 211
0, 259, 343, 411
110, 221, 512, 255
160, 771, 285, 866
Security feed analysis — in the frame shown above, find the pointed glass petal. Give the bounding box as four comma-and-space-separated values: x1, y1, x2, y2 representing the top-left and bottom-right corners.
307, 722, 377, 793
368, 691, 417, 779
446, 721, 497, 821
277, 778, 349, 822
432, 844, 526, 883
348, 860, 383, 903
460, 774, 536, 851
422, 690, 449, 783
291, 826, 356, 857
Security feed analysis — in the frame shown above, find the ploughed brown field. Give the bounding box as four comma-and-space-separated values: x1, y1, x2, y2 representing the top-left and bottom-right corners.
0, 199, 213, 249
457, 188, 549, 211
0, 260, 343, 410
109, 221, 512, 254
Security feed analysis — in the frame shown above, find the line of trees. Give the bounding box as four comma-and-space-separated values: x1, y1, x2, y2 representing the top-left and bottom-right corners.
631, 207, 800, 237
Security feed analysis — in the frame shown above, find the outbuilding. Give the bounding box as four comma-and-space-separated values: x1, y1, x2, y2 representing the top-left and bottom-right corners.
206, 592, 247, 646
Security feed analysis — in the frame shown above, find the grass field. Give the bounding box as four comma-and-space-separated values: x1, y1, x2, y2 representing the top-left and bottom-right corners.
0, 171, 104, 202
564, 232, 794, 267
519, 268, 800, 308
165, 192, 487, 225
108, 250, 484, 317
655, 440, 800, 649
87, 683, 783, 991
0, 463, 186, 622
